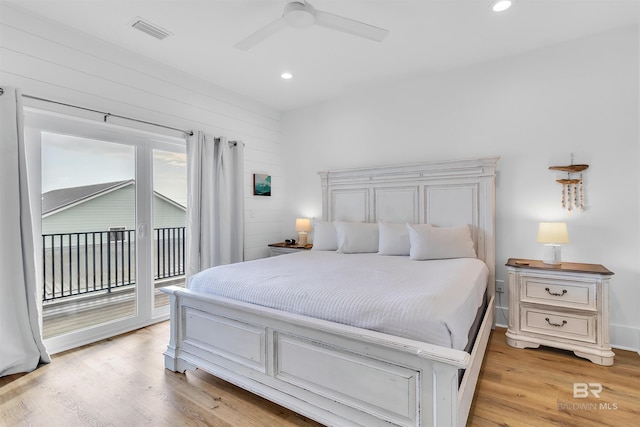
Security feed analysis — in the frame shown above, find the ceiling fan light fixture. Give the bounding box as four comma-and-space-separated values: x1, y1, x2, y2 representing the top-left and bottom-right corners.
492, 0, 513, 13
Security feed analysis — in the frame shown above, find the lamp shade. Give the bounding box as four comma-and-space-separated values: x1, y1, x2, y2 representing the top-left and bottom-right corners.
537, 222, 569, 244
295, 218, 311, 232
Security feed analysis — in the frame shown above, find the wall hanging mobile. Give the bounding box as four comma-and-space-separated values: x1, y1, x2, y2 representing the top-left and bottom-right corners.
549, 154, 589, 213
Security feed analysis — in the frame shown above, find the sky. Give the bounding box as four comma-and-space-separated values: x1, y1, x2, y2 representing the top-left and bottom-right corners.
41, 132, 187, 207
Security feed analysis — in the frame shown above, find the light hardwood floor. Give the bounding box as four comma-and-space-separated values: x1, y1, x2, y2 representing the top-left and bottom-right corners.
1, 324, 638, 426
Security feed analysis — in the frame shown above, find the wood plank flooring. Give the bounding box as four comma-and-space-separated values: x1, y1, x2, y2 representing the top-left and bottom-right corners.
469, 329, 640, 426
1, 324, 638, 426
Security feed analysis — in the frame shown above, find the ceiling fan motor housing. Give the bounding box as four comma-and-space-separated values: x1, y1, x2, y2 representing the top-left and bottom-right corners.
284, 1, 316, 28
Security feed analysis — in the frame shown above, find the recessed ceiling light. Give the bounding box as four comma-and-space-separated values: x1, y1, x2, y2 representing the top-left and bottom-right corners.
281, 72, 293, 80
492, 0, 513, 12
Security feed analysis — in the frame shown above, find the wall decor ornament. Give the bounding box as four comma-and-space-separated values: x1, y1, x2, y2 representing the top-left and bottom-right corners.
549, 154, 588, 213
253, 173, 271, 196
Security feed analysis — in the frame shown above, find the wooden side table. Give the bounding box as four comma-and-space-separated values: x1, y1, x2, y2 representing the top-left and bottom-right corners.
268, 242, 313, 256
505, 258, 615, 365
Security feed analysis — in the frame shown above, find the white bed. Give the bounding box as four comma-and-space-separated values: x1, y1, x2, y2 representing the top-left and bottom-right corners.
162, 157, 498, 426
188, 252, 488, 350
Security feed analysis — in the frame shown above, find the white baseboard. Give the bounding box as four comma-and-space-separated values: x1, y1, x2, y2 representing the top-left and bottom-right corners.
494, 305, 509, 329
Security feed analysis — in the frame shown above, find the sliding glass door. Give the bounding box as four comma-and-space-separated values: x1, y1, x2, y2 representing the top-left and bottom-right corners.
152, 147, 187, 311
25, 109, 186, 353
40, 133, 137, 338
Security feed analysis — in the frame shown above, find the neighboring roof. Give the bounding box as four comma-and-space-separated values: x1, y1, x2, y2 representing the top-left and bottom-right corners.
42, 180, 185, 216
42, 180, 133, 215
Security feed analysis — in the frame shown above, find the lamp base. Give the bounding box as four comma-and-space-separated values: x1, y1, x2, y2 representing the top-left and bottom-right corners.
542, 244, 562, 265
297, 232, 308, 246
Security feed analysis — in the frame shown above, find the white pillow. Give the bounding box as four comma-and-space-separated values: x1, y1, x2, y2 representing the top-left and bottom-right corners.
311, 220, 338, 251
407, 223, 476, 260
336, 222, 379, 253
377, 222, 411, 256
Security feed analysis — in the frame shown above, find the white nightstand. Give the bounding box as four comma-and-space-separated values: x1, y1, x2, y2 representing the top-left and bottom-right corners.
505, 258, 615, 366
268, 242, 313, 256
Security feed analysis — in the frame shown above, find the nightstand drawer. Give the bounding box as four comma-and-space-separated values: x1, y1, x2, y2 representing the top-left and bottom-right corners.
521, 307, 596, 344
520, 276, 596, 310
270, 246, 303, 256
506, 259, 614, 365
268, 242, 313, 256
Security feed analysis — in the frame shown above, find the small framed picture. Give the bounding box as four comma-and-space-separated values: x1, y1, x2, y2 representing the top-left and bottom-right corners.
253, 173, 271, 196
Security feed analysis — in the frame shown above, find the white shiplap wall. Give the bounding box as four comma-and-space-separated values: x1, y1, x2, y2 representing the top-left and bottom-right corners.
0, 3, 284, 260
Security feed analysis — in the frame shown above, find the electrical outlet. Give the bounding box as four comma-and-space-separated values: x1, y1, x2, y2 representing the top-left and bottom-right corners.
495, 279, 505, 293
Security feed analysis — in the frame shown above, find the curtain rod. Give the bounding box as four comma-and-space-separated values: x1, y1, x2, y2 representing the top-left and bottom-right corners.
22, 94, 194, 136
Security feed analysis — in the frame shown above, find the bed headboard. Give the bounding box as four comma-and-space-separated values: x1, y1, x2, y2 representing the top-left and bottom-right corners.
318, 157, 498, 300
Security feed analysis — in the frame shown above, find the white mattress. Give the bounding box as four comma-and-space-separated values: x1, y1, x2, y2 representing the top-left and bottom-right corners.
188, 251, 488, 350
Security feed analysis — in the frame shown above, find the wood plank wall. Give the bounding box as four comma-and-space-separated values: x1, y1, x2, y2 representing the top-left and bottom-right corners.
0, 3, 285, 261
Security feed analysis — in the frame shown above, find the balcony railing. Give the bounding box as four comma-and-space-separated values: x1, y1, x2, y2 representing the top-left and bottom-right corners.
42, 227, 185, 302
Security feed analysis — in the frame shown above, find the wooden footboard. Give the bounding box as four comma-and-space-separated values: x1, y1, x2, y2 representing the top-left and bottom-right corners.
162, 285, 494, 427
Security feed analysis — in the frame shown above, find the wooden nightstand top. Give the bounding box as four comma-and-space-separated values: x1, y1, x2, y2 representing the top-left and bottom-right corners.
268, 242, 313, 250
505, 258, 614, 276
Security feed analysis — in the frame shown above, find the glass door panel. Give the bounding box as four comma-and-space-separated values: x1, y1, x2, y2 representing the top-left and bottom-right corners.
152, 147, 187, 310
41, 132, 136, 338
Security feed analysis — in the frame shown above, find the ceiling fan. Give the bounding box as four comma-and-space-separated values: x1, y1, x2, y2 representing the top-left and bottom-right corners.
234, 0, 389, 50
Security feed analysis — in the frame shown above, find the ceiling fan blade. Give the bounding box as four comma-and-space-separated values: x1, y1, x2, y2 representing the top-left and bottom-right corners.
314, 10, 389, 42
234, 17, 287, 50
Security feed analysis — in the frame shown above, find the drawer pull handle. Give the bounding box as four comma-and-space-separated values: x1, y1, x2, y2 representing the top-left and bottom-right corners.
545, 317, 567, 327
545, 287, 567, 297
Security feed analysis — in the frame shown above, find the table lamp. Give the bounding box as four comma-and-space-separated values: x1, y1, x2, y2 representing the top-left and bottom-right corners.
537, 222, 569, 265
295, 218, 311, 246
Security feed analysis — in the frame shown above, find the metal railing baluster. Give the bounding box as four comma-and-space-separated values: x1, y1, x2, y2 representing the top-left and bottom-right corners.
42, 227, 185, 302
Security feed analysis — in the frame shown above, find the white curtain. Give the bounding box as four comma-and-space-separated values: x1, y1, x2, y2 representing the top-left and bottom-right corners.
186, 132, 244, 278
0, 86, 50, 376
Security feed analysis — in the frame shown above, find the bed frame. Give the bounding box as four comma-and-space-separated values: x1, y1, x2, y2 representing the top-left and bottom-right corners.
162, 157, 498, 426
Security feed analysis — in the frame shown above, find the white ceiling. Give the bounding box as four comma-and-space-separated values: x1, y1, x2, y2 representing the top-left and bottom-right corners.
7, 0, 640, 111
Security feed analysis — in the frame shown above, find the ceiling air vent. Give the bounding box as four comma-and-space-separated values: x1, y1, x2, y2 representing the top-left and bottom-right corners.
131, 18, 171, 40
